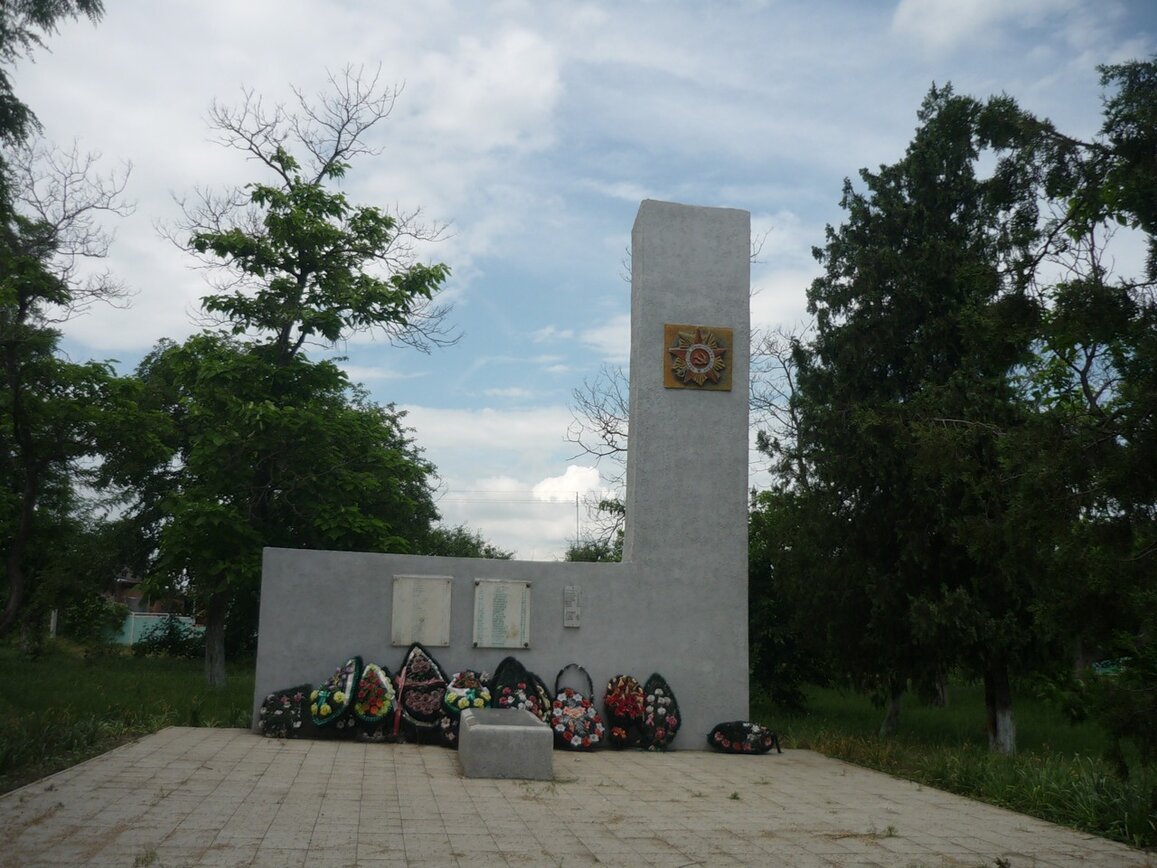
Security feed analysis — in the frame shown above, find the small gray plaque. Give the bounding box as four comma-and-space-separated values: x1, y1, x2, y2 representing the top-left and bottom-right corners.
563, 585, 581, 628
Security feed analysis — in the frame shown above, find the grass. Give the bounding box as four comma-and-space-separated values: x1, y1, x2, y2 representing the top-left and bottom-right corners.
0, 640, 254, 795
753, 682, 1156, 851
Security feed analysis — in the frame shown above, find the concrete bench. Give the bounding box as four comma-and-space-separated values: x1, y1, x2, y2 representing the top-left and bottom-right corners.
458, 708, 553, 780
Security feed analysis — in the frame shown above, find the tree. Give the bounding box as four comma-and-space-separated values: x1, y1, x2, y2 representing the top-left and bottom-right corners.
173, 67, 456, 359
748, 487, 834, 709
1014, 59, 1157, 763
785, 86, 1051, 751
751, 323, 812, 488
0, 0, 123, 641
418, 525, 514, 559
566, 324, 810, 558
564, 529, 622, 563
0, 137, 133, 639
123, 70, 453, 685
109, 336, 440, 680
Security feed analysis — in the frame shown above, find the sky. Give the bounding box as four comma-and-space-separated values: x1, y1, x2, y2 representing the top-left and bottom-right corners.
15, 0, 1157, 559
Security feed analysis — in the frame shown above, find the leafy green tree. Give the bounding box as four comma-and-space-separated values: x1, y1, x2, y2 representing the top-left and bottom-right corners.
564, 534, 621, 563
0, 0, 133, 641
1013, 60, 1157, 762
120, 71, 453, 685
112, 335, 440, 684
175, 67, 456, 359
418, 525, 514, 559
748, 488, 832, 709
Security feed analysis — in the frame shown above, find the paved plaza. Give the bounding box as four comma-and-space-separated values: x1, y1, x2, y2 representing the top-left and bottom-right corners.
1, 727, 1152, 867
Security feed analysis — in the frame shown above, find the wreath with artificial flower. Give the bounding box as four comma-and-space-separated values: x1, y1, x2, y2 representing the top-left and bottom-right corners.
311, 656, 362, 731
491, 656, 550, 721
395, 643, 449, 740
640, 672, 680, 751
353, 662, 396, 726
550, 664, 605, 751
443, 670, 491, 715
707, 721, 782, 754
258, 684, 311, 738
439, 669, 492, 748
604, 673, 645, 749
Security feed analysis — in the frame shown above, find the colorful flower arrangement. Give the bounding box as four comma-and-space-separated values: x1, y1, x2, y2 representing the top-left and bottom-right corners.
490, 656, 551, 721
258, 685, 309, 738
353, 663, 395, 724
402, 683, 445, 717
263, 652, 688, 752
604, 674, 645, 720
443, 670, 491, 715
311, 656, 361, 728
604, 674, 645, 749
640, 673, 680, 750
551, 686, 606, 750
707, 721, 782, 754
495, 681, 544, 716
397, 643, 449, 734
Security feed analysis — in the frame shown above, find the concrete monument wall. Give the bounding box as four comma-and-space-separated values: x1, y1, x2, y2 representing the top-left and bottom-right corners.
253, 200, 751, 748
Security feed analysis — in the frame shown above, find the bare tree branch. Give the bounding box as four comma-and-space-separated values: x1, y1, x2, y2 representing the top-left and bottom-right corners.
8, 137, 134, 319
161, 65, 459, 354
566, 363, 629, 482
751, 320, 812, 488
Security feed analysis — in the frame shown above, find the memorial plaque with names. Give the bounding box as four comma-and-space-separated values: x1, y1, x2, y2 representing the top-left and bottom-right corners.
472, 580, 531, 648
391, 575, 452, 646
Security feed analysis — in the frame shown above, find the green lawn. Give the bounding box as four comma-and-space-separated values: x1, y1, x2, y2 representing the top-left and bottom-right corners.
753, 683, 1155, 851
0, 642, 254, 795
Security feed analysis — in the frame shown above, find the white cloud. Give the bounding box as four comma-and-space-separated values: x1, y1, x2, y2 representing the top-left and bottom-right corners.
400, 403, 617, 558
340, 365, 429, 383
533, 465, 604, 503
582, 180, 654, 204
409, 26, 563, 155
891, 0, 1078, 54
483, 387, 535, 399
532, 325, 575, 343
749, 267, 816, 335
579, 314, 631, 364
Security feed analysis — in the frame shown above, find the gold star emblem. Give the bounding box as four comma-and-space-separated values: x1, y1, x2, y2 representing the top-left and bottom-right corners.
665, 325, 732, 390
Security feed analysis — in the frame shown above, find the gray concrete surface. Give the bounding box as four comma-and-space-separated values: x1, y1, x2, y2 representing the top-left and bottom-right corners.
459, 708, 553, 780
2, 727, 1153, 867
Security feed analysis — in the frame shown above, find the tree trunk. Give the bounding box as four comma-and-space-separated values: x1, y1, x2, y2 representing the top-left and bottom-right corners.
0, 555, 28, 638
204, 589, 229, 687
0, 470, 38, 637
984, 662, 1016, 755
931, 673, 949, 707
879, 680, 904, 737
19, 610, 44, 658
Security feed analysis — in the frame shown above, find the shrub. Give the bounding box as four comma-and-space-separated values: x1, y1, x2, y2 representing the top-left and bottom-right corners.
59, 595, 128, 648
132, 614, 204, 659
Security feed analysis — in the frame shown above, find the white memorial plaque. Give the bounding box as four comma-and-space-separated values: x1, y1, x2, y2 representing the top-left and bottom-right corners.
473, 580, 531, 648
391, 575, 452, 646
563, 585, 581, 628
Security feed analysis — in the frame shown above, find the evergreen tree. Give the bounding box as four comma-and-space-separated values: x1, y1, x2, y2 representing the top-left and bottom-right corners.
787, 86, 1047, 751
